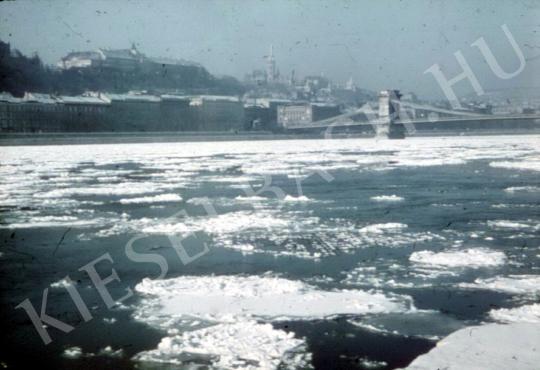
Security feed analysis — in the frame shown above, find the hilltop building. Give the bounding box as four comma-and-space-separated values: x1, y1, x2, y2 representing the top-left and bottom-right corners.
265, 45, 278, 83
245, 45, 281, 85
58, 44, 145, 71
57, 51, 103, 70
57, 44, 200, 72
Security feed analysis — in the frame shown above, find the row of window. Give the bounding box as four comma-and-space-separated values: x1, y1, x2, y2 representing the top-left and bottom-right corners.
0, 111, 104, 119
0, 120, 62, 129
0, 104, 107, 113
279, 112, 310, 121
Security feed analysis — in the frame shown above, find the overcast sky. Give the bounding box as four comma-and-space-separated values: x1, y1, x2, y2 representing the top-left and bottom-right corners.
1, 0, 539, 98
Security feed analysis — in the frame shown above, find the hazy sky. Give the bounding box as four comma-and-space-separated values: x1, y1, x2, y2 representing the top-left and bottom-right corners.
1, 0, 539, 98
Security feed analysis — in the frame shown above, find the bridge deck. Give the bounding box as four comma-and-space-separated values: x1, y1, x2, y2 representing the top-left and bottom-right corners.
286, 113, 540, 130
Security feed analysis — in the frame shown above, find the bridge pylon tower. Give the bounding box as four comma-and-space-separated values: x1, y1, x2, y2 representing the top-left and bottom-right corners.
378, 90, 406, 139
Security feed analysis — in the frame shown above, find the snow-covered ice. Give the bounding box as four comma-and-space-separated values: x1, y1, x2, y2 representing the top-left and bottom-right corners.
134, 320, 310, 369
133, 275, 412, 321
370, 195, 404, 202
405, 323, 540, 370
118, 193, 182, 204
458, 275, 540, 295
132, 275, 415, 368
489, 303, 540, 324
409, 248, 506, 268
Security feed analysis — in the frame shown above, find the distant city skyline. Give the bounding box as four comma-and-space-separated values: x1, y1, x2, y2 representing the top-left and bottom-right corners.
1, 0, 539, 99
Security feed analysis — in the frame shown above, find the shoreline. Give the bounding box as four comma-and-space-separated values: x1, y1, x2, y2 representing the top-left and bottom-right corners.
0, 131, 327, 146
0, 129, 539, 146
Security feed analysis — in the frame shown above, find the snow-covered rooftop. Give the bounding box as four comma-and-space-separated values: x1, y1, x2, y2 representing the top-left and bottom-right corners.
23, 93, 58, 104
0, 92, 23, 103
104, 93, 161, 103
189, 95, 240, 105
160, 94, 190, 101
60, 96, 110, 105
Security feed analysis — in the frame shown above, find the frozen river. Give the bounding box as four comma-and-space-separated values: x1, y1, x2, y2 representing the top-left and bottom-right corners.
1, 135, 539, 369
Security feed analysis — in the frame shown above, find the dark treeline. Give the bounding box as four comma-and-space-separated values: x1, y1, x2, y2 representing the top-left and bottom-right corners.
0, 41, 244, 97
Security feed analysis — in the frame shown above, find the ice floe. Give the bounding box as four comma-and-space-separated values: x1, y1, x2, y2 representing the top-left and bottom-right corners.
489, 303, 540, 324
93, 212, 442, 259
359, 223, 408, 234
62, 347, 83, 359
141, 211, 289, 236
132, 275, 415, 368
504, 186, 540, 193
97, 346, 123, 358
133, 275, 412, 322
235, 195, 268, 202
118, 193, 182, 204
61, 346, 123, 359
224, 243, 256, 253
487, 220, 539, 231
409, 248, 506, 268
343, 263, 436, 289
134, 320, 310, 369
50, 277, 75, 289
0, 215, 106, 229
283, 195, 311, 202
356, 357, 388, 369
458, 275, 540, 295
405, 323, 540, 370
489, 159, 540, 172
370, 195, 404, 202
34, 183, 164, 198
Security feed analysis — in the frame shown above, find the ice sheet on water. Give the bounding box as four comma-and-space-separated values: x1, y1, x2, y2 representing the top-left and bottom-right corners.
344, 247, 508, 290
141, 210, 289, 236
134, 320, 310, 370
283, 195, 311, 202
1, 135, 539, 235
504, 186, 540, 193
343, 262, 437, 289
118, 193, 182, 204
35, 181, 179, 198
489, 303, 540, 324
0, 215, 107, 229
235, 195, 268, 202
489, 158, 540, 172
370, 195, 404, 202
133, 275, 413, 322
61, 346, 123, 359
97, 346, 123, 358
91, 211, 445, 260
247, 219, 442, 258
62, 347, 83, 359
391, 157, 466, 167
487, 219, 539, 231
458, 275, 540, 295
132, 274, 414, 369
359, 223, 408, 234
405, 323, 540, 370
409, 248, 506, 268
50, 277, 74, 289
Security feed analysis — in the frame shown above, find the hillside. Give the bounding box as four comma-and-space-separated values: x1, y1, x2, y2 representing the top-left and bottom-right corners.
0, 41, 244, 96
